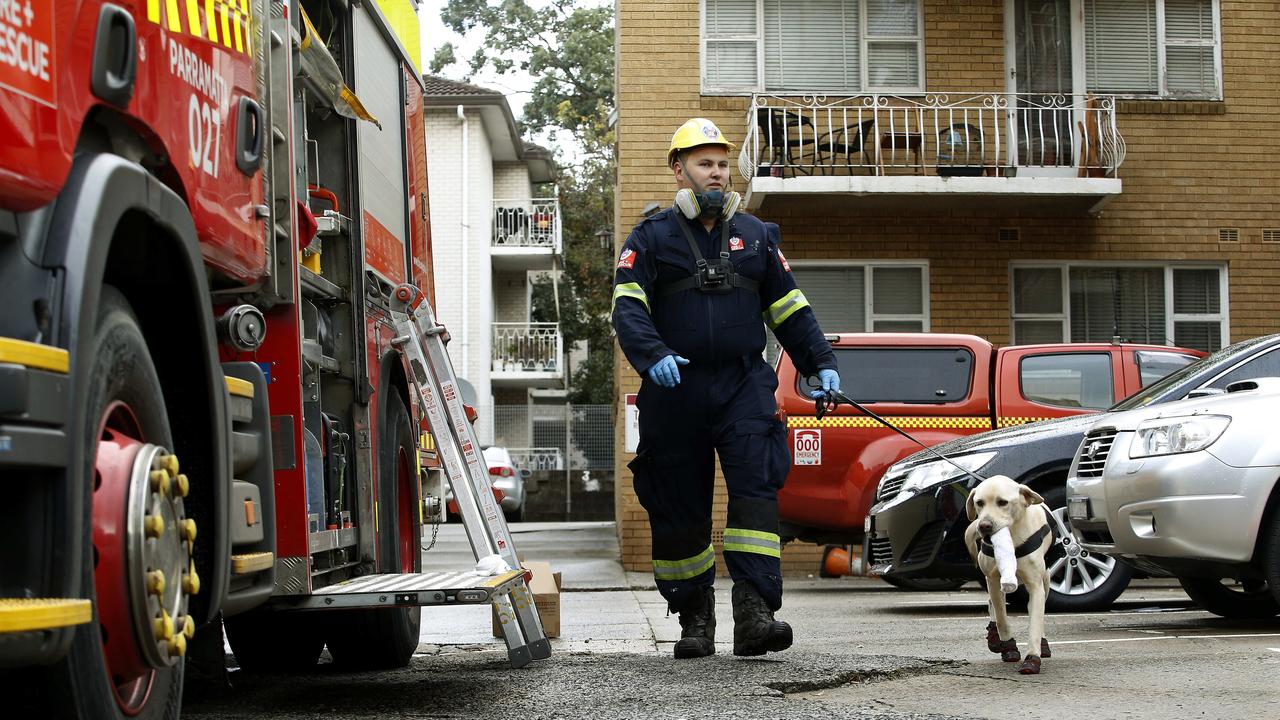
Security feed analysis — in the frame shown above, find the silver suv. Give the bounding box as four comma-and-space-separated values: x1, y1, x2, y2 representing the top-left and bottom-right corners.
1065, 378, 1280, 619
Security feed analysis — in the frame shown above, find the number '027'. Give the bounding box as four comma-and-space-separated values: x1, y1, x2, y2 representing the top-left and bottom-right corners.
188, 95, 222, 178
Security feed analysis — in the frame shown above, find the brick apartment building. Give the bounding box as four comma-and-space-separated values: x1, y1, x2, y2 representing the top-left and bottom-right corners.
613, 0, 1280, 574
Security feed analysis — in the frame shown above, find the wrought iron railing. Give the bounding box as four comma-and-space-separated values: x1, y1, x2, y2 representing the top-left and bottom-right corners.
738, 92, 1124, 180
491, 198, 561, 251
506, 448, 565, 471
491, 322, 562, 373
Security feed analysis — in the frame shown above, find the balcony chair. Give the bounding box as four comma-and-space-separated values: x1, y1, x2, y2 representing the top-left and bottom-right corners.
753, 107, 818, 177
936, 123, 986, 177
815, 117, 878, 176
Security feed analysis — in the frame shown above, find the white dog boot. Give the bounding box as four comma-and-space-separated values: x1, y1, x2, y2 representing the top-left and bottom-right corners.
991, 527, 1018, 593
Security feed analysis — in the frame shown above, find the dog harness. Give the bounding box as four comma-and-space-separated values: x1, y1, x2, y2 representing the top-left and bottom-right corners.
976, 523, 1066, 566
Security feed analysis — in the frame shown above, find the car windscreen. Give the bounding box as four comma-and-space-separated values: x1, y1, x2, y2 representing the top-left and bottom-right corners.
801, 347, 974, 403
1111, 334, 1278, 411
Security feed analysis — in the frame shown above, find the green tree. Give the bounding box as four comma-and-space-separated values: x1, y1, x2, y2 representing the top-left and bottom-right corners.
433, 0, 616, 404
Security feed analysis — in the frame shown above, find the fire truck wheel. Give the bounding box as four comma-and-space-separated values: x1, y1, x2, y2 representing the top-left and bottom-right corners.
49, 287, 183, 719
223, 607, 325, 672
325, 393, 422, 669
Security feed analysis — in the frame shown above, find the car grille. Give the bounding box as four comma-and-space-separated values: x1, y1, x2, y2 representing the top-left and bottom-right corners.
1075, 429, 1118, 478
868, 537, 894, 566
902, 521, 945, 565
878, 475, 906, 501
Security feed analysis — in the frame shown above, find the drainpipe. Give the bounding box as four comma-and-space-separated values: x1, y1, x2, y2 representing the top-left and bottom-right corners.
457, 105, 470, 373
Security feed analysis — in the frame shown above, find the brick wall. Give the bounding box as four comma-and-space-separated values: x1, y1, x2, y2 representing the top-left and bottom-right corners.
616, 0, 1280, 575
493, 162, 534, 202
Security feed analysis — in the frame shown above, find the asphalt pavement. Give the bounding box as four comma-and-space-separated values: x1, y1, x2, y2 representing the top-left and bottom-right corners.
183, 522, 1280, 719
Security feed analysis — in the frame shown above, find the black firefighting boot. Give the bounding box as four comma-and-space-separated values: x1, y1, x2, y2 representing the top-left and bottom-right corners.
732, 581, 792, 656
673, 585, 716, 659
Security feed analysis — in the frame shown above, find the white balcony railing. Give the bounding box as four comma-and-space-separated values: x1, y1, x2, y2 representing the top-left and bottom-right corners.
738, 93, 1125, 181
492, 198, 561, 253
492, 322, 562, 374
507, 447, 565, 471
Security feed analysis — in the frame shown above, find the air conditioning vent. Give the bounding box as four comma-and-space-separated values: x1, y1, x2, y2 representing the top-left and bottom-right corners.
1263, 229, 1280, 243
1218, 228, 1240, 243
998, 228, 1020, 243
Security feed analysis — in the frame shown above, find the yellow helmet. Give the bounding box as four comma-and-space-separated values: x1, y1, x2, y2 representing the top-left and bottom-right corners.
667, 118, 735, 167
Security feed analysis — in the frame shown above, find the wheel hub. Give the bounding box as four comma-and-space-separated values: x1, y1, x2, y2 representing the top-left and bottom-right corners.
93, 403, 198, 712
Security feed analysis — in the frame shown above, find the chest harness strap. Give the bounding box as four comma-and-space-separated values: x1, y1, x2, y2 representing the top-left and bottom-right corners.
658, 214, 760, 297
975, 522, 1066, 567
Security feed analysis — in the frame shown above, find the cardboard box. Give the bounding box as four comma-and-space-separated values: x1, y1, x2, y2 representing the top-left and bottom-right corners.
492, 561, 562, 639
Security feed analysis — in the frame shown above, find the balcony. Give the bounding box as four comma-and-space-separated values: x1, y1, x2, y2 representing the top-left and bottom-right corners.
491, 322, 563, 387
737, 93, 1124, 215
491, 198, 561, 271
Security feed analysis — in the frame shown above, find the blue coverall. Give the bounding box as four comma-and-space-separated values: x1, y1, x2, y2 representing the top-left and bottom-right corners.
612, 207, 836, 613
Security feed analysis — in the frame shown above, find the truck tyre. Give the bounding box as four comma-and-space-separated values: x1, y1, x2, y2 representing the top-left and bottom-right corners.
1179, 576, 1279, 619
325, 393, 422, 669
46, 287, 183, 719
224, 608, 326, 672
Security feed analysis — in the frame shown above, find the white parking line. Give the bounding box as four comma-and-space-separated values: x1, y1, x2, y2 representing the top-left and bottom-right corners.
1051, 632, 1280, 646
906, 609, 1198, 622
1269, 648, 1280, 653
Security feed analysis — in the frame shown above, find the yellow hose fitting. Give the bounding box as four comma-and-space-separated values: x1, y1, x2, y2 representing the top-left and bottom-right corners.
149, 470, 171, 496
147, 570, 166, 596
174, 473, 190, 497
144, 515, 165, 539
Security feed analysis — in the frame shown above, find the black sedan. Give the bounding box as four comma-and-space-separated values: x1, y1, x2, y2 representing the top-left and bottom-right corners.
864, 333, 1280, 611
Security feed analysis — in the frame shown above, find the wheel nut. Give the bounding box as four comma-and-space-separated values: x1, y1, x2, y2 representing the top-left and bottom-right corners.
154, 611, 174, 641
144, 515, 165, 538
147, 570, 166, 596
149, 470, 171, 496
174, 473, 190, 497
162, 454, 180, 476
182, 614, 196, 639
180, 519, 198, 543
183, 563, 201, 595
169, 633, 187, 657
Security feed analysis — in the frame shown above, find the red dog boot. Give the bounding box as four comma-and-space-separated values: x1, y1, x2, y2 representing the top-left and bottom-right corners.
986, 622, 1002, 653
998, 639, 1020, 662
1040, 638, 1051, 658
1019, 654, 1042, 674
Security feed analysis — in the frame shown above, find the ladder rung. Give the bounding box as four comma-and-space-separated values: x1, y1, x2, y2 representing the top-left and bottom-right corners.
232, 552, 274, 575
0, 598, 92, 633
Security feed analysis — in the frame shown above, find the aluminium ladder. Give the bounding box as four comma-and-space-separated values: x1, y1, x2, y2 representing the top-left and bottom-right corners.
387, 283, 552, 668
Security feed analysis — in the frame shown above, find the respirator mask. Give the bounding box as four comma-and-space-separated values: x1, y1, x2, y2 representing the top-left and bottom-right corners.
675, 188, 741, 222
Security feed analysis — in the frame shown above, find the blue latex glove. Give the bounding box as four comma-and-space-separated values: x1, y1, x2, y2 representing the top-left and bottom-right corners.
810, 368, 841, 399
646, 354, 690, 388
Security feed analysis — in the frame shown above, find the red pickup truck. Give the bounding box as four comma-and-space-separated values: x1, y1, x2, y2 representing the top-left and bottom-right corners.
774, 334, 1203, 544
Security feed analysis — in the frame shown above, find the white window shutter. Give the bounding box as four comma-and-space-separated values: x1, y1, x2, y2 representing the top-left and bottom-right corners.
1084, 0, 1158, 94
763, 0, 860, 91
1164, 0, 1216, 96
706, 0, 759, 89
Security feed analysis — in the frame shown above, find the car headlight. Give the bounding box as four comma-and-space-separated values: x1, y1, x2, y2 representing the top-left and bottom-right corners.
1129, 414, 1231, 458
898, 451, 997, 495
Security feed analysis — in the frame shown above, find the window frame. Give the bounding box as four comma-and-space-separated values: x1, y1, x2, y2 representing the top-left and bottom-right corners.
700, 0, 927, 95
1083, 0, 1223, 100
789, 259, 931, 332
1007, 261, 1229, 350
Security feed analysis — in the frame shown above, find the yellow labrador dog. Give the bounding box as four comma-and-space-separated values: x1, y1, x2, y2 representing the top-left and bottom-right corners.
964, 475, 1055, 674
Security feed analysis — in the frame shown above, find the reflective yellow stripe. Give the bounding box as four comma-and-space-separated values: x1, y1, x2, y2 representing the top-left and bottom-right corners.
612, 282, 650, 313
764, 289, 809, 329
653, 545, 715, 581
0, 598, 92, 633
723, 528, 781, 558
788, 415, 993, 430
0, 338, 70, 374
224, 376, 255, 399
996, 416, 1053, 428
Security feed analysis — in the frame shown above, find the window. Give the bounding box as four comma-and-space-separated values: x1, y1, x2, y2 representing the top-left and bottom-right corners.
767, 262, 928, 364
1019, 353, 1114, 409
1084, 0, 1220, 99
811, 347, 973, 403
1135, 350, 1199, 387
1010, 263, 1227, 352
703, 0, 924, 93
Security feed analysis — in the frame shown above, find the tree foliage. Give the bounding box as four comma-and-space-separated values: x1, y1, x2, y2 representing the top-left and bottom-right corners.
429, 0, 614, 159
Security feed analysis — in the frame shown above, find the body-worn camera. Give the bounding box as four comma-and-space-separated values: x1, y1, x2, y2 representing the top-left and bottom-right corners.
695, 255, 737, 294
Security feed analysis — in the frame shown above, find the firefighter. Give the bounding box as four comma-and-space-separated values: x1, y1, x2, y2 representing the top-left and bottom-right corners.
613, 118, 840, 658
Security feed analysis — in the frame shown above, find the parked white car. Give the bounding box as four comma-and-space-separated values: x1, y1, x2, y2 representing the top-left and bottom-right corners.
1065, 378, 1280, 619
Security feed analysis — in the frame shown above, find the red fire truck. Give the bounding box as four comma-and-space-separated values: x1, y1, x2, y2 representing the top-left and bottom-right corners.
0, 1, 464, 716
